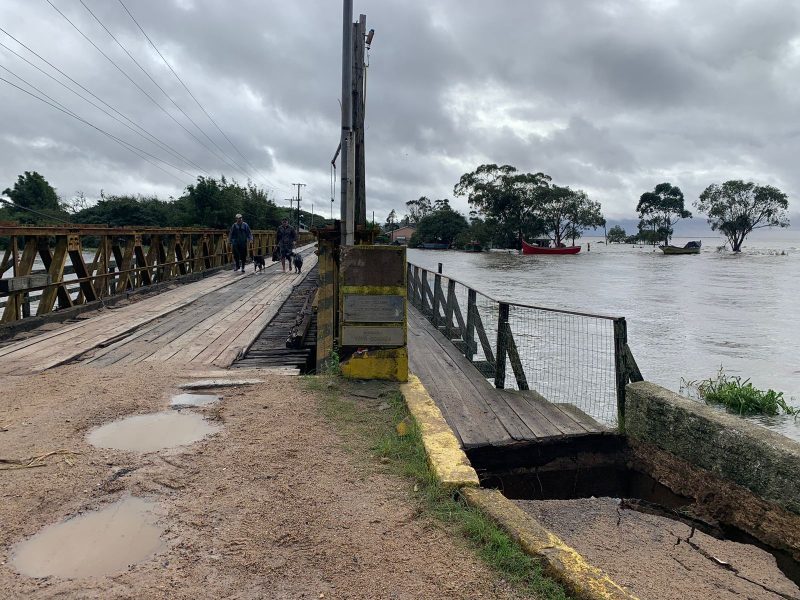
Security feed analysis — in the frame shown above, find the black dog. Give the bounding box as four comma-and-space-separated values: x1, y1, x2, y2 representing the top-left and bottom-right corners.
252, 255, 265, 272
292, 252, 303, 274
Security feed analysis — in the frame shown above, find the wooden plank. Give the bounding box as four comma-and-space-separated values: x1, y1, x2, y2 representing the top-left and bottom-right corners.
0, 274, 51, 293
0, 267, 253, 373
408, 309, 513, 447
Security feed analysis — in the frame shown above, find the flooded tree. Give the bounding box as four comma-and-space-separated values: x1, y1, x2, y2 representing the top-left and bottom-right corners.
408, 206, 468, 248
696, 180, 789, 252
606, 225, 627, 244
454, 164, 550, 250
636, 183, 691, 245
539, 186, 605, 247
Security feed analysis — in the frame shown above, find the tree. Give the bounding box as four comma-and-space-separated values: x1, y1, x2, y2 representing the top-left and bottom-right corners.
405, 196, 433, 224
385, 209, 399, 231
2, 171, 67, 225
454, 164, 550, 250
606, 225, 627, 244
695, 180, 789, 252
408, 208, 468, 248
538, 186, 605, 247
636, 183, 691, 245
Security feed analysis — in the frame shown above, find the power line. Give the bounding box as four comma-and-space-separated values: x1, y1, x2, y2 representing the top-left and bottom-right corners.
0, 73, 192, 185
0, 26, 208, 176
44, 0, 239, 179
0, 64, 194, 179
0, 39, 209, 176
114, 0, 291, 195
77, 0, 255, 182
0, 196, 73, 224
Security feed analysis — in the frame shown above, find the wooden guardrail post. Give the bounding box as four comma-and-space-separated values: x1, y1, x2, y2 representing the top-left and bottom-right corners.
421, 269, 430, 315
495, 302, 509, 389
433, 264, 442, 327
613, 317, 628, 429
465, 288, 477, 361
413, 266, 421, 309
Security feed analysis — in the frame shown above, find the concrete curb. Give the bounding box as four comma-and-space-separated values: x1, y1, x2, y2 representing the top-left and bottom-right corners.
462, 488, 638, 600
399, 374, 480, 489
399, 374, 637, 600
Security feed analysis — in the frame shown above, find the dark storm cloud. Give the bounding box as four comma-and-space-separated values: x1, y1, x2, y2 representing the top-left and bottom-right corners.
2, 0, 800, 220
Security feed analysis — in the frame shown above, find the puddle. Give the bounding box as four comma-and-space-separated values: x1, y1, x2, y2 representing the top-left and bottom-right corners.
170, 393, 220, 408
87, 411, 221, 452
11, 496, 165, 578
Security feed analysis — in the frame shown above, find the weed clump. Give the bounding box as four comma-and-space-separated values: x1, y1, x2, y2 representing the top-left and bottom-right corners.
685, 369, 798, 417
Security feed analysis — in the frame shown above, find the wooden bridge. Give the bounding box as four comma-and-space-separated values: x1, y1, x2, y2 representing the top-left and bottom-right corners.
0, 225, 318, 375
405, 261, 643, 455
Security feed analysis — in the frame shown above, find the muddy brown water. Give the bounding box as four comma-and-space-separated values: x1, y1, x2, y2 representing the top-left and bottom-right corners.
11, 496, 165, 578
86, 411, 221, 452
169, 393, 221, 408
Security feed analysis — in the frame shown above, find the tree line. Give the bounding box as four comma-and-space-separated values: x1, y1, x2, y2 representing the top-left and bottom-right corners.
388, 165, 790, 253
607, 180, 790, 252
386, 164, 605, 250
1, 171, 326, 233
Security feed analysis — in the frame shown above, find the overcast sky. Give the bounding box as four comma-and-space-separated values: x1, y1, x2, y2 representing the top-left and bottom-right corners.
1, 0, 799, 222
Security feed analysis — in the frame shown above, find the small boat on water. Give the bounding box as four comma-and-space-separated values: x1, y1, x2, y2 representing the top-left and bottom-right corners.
419, 242, 449, 250
463, 241, 483, 253
659, 240, 701, 255
521, 239, 581, 255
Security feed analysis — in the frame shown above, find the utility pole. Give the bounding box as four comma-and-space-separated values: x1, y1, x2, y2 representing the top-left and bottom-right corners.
340, 0, 354, 245
292, 183, 306, 231
353, 14, 367, 229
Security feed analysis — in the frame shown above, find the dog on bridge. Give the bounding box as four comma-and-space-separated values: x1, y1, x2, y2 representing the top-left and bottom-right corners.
291, 252, 303, 274
252, 254, 265, 272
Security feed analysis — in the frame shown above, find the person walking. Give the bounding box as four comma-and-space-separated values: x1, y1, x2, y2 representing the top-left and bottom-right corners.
276, 217, 297, 273
229, 213, 253, 273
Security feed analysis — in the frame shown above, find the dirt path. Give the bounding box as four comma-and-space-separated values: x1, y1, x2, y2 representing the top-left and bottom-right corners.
0, 364, 521, 599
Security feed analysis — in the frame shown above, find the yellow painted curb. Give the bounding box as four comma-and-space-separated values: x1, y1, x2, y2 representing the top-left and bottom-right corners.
399, 374, 480, 489
462, 488, 639, 600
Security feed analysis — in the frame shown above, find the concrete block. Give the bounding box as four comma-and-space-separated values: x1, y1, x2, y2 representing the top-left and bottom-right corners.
626, 381, 800, 515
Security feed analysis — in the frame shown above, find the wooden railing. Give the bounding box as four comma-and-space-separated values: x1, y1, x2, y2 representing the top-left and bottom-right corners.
407, 261, 643, 428
0, 225, 314, 324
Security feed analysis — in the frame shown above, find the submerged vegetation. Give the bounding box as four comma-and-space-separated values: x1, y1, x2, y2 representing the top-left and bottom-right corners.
684, 369, 798, 417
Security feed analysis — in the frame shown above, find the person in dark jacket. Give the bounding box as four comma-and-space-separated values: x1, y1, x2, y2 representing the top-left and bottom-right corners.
276, 218, 297, 273
229, 213, 253, 273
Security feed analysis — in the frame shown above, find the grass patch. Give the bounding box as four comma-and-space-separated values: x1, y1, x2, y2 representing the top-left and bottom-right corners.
306, 374, 571, 600
684, 369, 798, 417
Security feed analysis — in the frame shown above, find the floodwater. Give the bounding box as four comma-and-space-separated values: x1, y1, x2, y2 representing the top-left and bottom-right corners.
11, 496, 165, 578
87, 411, 221, 452
408, 230, 800, 437
170, 393, 221, 408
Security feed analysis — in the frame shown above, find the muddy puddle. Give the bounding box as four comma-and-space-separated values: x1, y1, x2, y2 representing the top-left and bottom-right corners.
170, 393, 220, 408
87, 411, 221, 452
11, 496, 165, 578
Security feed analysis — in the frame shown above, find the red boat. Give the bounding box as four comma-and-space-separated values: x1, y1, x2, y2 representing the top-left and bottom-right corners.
521, 239, 581, 255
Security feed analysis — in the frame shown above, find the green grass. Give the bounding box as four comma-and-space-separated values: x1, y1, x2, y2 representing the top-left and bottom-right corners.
305, 375, 571, 600
688, 369, 798, 417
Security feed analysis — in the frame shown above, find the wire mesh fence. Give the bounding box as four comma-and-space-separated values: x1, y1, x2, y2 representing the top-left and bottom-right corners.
407, 261, 634, 427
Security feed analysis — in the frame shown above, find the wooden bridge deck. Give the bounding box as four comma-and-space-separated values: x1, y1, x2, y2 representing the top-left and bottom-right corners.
0, 250, 317, 375
407, 306, 608, 449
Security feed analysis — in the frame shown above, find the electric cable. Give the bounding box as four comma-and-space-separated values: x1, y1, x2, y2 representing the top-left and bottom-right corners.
0, 39, 209, 176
